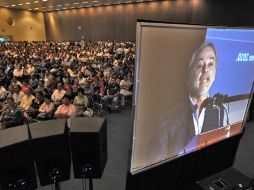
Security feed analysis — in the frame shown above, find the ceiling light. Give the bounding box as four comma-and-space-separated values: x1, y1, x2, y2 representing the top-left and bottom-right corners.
74, 2, 79, 4
55, 9, 60, 10
34, 7, 39, 9
34, 1, 39, 3
28, 8, 32, 10
42, 0, 47, 1
26, 2, 31, 4
92, 0, 98, 2
11, 4, 16, 7
18, 3, 23, 6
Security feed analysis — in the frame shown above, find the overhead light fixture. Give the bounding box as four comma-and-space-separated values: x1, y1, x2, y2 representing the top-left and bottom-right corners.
74, 2, 79, 4
34, 7, 39, 9
26, 2, 31, 4
18, 3, 23, 6
92, 0, 98, 2
34, 1, 39, 3
42, 0, 47, 1
28, 8, 32, 10
11, 4, 16, 7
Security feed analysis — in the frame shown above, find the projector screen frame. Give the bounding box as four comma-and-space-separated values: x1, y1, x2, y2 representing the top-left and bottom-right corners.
130, 21, 254, 175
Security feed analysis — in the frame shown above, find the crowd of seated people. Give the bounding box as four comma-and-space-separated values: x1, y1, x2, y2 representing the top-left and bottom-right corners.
0, 41, 135, 129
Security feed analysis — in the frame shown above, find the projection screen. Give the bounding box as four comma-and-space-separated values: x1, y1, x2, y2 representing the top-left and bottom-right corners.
130, 21, 254, 174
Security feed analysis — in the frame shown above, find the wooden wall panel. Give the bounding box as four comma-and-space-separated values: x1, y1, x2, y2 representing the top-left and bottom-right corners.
0, 8, 46, 41
44, 0, 254, 41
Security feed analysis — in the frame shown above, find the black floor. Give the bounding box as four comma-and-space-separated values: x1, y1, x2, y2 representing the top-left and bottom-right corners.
28, 107, 254, 190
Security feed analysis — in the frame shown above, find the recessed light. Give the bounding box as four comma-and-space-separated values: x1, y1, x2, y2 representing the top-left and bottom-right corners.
26, 2, 31, 5
11, 4, 16, 7
28, 8, 32, 10
18, 3, 23, 6
34, 7, 39, 9
74, 2, 79, 4
42, 0, 47, 1
34, 1, 39, 3
92, 0, 98, 2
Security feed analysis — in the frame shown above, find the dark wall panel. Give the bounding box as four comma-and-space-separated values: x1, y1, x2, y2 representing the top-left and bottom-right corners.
44, 0, 254, 41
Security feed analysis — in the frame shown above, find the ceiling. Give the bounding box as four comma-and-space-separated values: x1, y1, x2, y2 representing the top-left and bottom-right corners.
0, 0, 154, 12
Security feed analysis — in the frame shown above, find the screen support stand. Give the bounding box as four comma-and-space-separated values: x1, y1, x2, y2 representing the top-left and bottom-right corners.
50, 168, 61, 190
81, 164, 94, 190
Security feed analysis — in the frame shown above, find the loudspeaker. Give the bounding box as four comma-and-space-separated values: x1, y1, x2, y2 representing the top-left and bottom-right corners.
196, 168, 252, 190
29, 119, 71, 186
0, 125, 37, 190
70, 117, 107, 178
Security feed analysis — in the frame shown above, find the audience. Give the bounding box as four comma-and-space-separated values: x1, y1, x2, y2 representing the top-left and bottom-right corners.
0, 40, 135, 129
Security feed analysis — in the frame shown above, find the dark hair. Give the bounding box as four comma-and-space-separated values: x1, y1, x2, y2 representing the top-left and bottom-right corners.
44, 94, 52, 101
77, 88, 84, 94
63, 94, 72, 100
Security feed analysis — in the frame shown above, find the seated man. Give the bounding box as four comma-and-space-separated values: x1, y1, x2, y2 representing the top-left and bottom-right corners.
119, 76, 132, 106
54, 95, 76, 128
19, 88, 35, 111
37, 94, 55, 120
51, 83, 66, 106
0, 97, 23, 129
102, 77, 120, 111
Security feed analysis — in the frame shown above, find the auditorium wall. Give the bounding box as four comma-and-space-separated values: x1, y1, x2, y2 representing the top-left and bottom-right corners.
44, 0, 254, 41
0, 8, 46, 41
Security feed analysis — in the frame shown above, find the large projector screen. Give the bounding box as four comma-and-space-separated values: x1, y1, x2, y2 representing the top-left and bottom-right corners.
130, 21, 254, 174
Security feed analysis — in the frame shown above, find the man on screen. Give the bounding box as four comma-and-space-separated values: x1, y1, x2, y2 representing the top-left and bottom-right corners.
188, 42, 227, 134
157, 42, 228, 162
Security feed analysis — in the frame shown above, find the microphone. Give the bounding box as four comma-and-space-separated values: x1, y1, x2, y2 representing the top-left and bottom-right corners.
213, 93, 230, 125
213, 93, 228, 106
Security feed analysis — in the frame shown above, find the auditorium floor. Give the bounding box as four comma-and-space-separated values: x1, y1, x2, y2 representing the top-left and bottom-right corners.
36, 107, 254, 190
234, 120, 254, 179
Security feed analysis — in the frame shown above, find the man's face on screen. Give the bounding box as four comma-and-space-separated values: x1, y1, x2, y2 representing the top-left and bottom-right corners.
189, 46, 216, 99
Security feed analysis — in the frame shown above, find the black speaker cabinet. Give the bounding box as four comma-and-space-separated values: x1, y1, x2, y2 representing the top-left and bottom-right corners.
29, 119, 71, 186
70, 117, 107, 178
196, 168, 252, 190
0, 125, 37, 190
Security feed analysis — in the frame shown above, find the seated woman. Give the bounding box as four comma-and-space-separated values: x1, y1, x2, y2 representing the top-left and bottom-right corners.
37, 94, 55, 120
0, 97, 23, 129
73, 88, 89, 117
